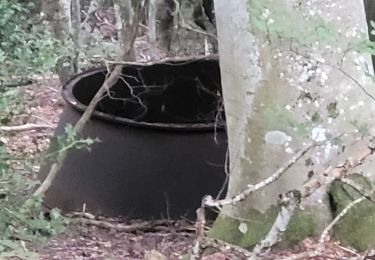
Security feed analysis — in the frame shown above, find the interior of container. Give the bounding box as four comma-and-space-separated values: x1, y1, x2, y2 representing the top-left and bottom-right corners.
70, 59, 224, 125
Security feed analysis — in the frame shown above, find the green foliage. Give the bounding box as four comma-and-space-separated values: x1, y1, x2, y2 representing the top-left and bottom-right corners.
248, 0, 336, 45
330, 177, 375, 250
46, 124, 100, 161
0, 0, 67, 84
0, 88, 24, 124
0, 146, 67, 258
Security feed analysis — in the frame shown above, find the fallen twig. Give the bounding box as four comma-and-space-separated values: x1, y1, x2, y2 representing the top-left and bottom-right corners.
201, 237, 252, 258
72, 217, 195, 233
0, 123, 55, 132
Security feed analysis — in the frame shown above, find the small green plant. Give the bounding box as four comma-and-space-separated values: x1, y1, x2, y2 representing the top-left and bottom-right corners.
0, 146, 68, 259
0, 88, 25, 124
0, 0, 68, 85
46, 124, 100, 161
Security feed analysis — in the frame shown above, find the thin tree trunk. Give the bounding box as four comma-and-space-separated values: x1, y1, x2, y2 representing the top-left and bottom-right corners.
71, 0, 81, 73
113, 0, 136, 60
43, 0, 73, 84
148, 0, 157, 43
156, 0, 175, 53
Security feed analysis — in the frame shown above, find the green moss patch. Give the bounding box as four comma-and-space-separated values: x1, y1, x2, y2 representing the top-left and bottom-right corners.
209, 205, 319, 248
330, 175, 375, 251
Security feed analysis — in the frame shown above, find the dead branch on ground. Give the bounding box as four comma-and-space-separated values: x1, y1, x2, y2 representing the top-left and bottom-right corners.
73, 217, 195, 234
0, 123, 55, 132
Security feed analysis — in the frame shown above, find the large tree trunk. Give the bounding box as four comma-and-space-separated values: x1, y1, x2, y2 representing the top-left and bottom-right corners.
210, 0, 375, 250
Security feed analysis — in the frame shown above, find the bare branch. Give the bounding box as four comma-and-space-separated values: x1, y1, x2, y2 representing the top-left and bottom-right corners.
300, 145, 374, 198
32, 1, 144, 199
172, 0, 217, 40
318, 197, 365, 246
0, 123, 55, 132
204, 144, 314, 208
282, 197, 366, 260
251, 190, 302, 259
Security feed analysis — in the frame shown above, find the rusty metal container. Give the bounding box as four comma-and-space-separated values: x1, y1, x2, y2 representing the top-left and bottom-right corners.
39, 57, 227, 219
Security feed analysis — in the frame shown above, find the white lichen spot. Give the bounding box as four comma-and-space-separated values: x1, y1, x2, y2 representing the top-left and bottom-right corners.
314, 100, 320, 108
312, 127, 327, 142
285, 147, 294, 154
358, 101, 364, 107
261, 8, 270, 19
324, 142, 334, 159
265, 131, 291, 145
238, 223, 248, 234
285, 105, 291, 110
247, 138, 251, 143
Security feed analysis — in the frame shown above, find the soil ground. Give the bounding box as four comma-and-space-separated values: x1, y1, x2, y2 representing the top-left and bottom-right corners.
2, 75, 374, 259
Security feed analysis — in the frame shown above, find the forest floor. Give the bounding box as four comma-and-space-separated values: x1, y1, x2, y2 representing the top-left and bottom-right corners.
2, 75, 374, 260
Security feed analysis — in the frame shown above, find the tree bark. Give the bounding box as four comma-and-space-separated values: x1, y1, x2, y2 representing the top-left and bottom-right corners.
210, 0, 375, 250
113, 0, 136, 60
71, 0, 81, 73
148, 0, 157, 43
43, 0, 73, 84
364, 0, 375, 72
156, 0, 175, 53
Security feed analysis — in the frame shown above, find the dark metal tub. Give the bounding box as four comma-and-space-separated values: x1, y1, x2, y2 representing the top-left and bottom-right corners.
39, 57, 227, 219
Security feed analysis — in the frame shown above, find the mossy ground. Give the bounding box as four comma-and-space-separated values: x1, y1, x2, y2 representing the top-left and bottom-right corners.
330, 175, 375, 251
209, 206, 318, 249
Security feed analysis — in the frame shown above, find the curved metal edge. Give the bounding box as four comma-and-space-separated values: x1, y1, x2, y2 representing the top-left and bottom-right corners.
62, 57, 226, 132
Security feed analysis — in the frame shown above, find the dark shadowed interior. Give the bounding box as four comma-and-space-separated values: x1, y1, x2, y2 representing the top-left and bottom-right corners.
42, 58, 228, 219
68, 59, 223, 127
